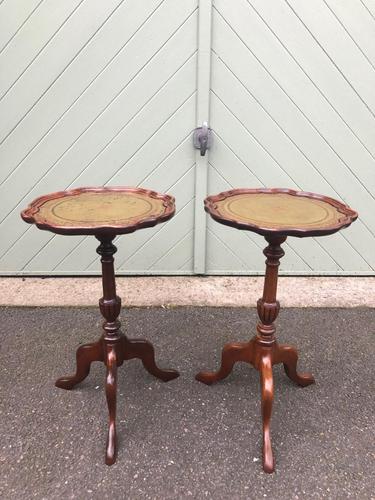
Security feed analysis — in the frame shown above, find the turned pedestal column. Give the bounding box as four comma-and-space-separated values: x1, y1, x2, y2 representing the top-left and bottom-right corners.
197, 235, 314, 472
196, 188, 358, 473
21, 186, 179, 465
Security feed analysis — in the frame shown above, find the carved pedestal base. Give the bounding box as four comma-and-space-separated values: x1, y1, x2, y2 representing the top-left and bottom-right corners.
56, 334, 178, 465
196, 236, 315, 473
55, 237, 179, 465
195, 337, 314, 473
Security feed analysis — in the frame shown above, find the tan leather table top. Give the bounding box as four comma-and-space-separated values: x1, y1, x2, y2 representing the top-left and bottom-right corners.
205, 189, 358, 237
21, 187, 175, 235
214, 192, 342, 230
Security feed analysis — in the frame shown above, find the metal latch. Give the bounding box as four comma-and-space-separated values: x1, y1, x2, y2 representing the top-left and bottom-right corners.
193, 122, 212, 156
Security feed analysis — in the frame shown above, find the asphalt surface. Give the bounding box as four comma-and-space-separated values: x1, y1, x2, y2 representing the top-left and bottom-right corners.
0, 307, 374, 500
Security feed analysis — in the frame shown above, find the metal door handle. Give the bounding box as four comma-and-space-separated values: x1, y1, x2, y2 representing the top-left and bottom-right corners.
193, 122, 212, 156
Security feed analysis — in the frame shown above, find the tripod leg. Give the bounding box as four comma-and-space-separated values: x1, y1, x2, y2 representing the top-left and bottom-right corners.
55, 340, 104, 390
277, 344, 315, 387
259, 353, 275, 473
125, 338, 179, 382
196, 341, 252, 385
105, 344, 118, 466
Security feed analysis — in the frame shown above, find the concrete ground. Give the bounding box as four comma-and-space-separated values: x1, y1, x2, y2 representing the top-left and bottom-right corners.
1, 276, 375, 307
0, 306, 374, 500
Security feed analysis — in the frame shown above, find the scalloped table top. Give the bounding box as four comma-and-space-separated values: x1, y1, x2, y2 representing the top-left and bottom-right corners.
204, 189, 357, 237
21, 187, 175, 236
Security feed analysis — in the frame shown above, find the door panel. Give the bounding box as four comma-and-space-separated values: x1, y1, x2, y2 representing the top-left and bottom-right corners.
0, 0, 374, 276
207, 0, 375, 274
0, 0, 198, 275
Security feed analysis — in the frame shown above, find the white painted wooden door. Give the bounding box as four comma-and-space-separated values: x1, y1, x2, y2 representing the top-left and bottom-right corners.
0, 0, 198, 275
207, 0, 375, 275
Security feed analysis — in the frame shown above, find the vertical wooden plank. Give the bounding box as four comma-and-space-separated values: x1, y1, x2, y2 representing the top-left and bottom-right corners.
193, 0, 213, 274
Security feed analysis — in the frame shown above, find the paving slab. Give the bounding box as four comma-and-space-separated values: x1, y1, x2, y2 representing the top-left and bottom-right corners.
0, 276, 374, 307
0, 306, 374, 500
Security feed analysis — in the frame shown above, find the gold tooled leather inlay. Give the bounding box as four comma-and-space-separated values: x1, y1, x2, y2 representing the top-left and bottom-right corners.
37, 192, 165, 228
215, 193, 343, 230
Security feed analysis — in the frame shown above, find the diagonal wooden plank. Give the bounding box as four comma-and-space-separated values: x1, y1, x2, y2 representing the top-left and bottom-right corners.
0, 57, 197, 261
0, 0, 126, 143
285, 0, 375, 114
211, 92, 299, 188
0, 0, 43, 53
214, 2, 375, 201
212, 3, 375, 235
0, 0, 166, 182
0, 0, 85, 99
211, 0, 375, 274
149, 230, 194, 271
360, 0, 375, 19
212, 54, 340, 195
23, 102, 196, 273
324, 0, 375, 68
115, 169, 195, 271
71, 67, 196, 187
208, 161, 314, 272
122, 199, 194, 272
0, 1, 197, 187
243, 0, 375, 160
0, 19, 197, 236
209, 132, 263, 188
178, 257, 193, 271
207, 228, 250, 272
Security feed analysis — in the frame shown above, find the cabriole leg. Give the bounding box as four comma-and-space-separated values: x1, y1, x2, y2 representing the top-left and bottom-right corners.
259, 354, 275, 474
55, 339, 104, 390
105, 344, 118, 466
276, 344, 315, 387
125, 338, 179, 382
195, 340, 253, 385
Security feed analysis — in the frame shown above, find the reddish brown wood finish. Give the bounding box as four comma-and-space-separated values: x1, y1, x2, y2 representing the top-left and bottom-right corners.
198, 188, 358, 473
21, 186, 175, 236
196, 235, 315, 473
204, 188, 358, 238
55, 237, 179, 465
22, 187, 179, 465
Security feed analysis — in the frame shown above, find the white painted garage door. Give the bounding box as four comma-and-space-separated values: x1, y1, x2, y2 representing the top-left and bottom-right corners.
207, 0, 375, 275
0, 0, 374, 276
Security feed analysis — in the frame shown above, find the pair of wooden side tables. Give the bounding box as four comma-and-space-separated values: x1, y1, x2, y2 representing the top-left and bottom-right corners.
21, 186, 357, 473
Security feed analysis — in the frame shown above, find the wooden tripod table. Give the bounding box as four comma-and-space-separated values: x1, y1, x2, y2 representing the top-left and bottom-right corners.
196, 188, 357, 473
21, 186, 179, 465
